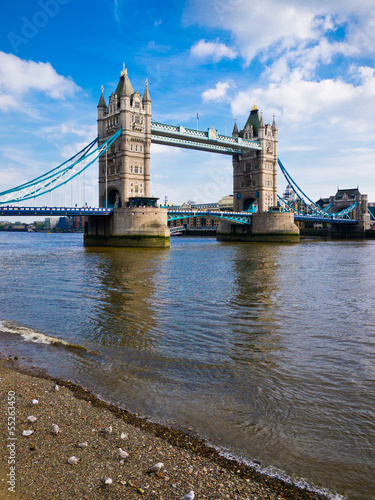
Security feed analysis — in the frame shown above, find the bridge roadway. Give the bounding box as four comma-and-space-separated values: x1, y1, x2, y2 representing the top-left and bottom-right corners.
0, 206, 113, 217
0, 206, 358, 225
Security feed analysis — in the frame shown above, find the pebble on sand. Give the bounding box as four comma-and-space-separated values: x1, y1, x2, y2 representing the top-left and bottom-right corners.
27, 416, 37, 423
119, 448, 129, 460
22, 430, 34, 437
150, 462, 164, 473
67, 456, 80, 465
31, 399, 39, 405
52, 424, 60, 435
180, 491, 194, 500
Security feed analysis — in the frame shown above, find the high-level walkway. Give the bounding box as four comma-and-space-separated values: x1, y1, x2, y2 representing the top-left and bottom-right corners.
151, 121, 261, 154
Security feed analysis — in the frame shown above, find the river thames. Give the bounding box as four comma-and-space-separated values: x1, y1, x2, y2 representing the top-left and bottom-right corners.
0, 232, 374, 499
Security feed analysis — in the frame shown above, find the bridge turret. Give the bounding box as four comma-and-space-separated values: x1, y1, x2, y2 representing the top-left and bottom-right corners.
232, 118, 239, 137
97, 86, 107, 137
232, 104, 278, 213
142, 79, 151, 104
258, 113, 265, 138
97, 86, 107, 111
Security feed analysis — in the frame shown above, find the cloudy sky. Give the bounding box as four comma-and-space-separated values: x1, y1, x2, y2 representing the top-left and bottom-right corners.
1, 0, 375, 208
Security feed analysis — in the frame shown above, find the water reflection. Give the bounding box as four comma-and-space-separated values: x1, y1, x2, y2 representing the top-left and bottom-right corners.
1, 233, 374, 499
83, 247, 170, 352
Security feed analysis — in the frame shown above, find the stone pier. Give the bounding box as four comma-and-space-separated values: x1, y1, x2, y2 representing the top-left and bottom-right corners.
84, 206, 170, 248
217, 211, 300, 243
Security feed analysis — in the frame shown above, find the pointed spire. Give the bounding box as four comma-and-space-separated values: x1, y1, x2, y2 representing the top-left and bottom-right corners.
259, 112, 265, 128
115, 63, 134, 99
143, 78, 151, 103
97, 85, 106, 108
272, 113, 277, 131
232, 118, 239, 137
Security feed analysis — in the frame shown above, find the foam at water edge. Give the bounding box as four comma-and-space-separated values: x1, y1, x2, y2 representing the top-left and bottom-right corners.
0, 320, 76, 347
211, 445, 348, 500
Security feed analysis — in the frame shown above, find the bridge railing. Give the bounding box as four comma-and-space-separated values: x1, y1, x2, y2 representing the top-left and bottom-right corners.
151, 121, 207, 139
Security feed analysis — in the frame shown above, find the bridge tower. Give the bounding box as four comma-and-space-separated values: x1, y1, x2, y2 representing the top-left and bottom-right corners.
232, 104, 278, 213
84, 65, 169, 248
97, 64, 151, 207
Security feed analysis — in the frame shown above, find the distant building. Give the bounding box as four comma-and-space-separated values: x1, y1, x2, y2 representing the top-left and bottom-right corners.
283, 184, 297, 204
45, 218, 59, 229
218, 195, 233, 211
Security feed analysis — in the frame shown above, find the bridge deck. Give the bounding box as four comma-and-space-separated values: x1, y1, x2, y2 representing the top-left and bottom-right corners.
0, 207, 113, 217
0, 206, 358, 225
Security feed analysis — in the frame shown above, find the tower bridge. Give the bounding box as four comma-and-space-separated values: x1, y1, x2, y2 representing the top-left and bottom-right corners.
96, 66, 278, 216
0, 65, 371, 246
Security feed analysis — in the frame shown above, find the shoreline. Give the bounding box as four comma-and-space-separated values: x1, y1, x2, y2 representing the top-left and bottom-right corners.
0, 357, 330, 500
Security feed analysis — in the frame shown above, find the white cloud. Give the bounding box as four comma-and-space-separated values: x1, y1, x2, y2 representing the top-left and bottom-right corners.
151, 143, 183, 155
190, 40, 237, 62
185, 0, 375, 64
0, 52, 79, 113
40, 122, 97, 140
202, 80, 235, 103
263, 39, 358, 83
231, 65, 375, 133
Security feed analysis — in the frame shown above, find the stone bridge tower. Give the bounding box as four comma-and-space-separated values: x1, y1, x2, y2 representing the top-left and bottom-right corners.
232, 104, 278, 213
84, 65, 169, 248
97, 64, 151, 208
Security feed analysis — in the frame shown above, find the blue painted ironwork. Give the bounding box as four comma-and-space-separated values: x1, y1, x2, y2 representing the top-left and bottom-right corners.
277, 160, 360, 221
278, 159, 336, 217
278, 194, 358, 222
0, 129, 122, 205
0, 206, 113, 217
368, 206, 375, 221
294, 214, 358, 224
151, 121, 261, 154
335, 201, 358, 218
167, 209, 252, 225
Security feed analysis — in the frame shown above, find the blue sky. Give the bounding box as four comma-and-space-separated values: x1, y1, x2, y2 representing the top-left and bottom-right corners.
1, 0, 375, 209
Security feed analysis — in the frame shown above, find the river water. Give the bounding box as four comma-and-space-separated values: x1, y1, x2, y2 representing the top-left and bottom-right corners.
0, 232, 374, 499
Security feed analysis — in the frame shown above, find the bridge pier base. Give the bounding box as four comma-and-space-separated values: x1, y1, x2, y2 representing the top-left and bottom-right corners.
217, 212, 300, 243
84, 207, 170, 248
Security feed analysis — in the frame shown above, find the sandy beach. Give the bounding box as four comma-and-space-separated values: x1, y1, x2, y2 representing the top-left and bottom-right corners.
0, 358, 327, 500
